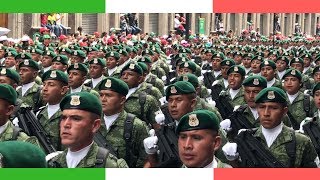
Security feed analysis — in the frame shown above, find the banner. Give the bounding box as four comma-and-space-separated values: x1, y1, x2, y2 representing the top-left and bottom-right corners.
199, 18, 206, 36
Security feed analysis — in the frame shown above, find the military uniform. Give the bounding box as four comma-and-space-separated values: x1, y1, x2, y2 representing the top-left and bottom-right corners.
220, 87, 246, 107
67, 85, 100, 98
136, 82, 163, 103
16, 82, 42, 109
145, 73, 165, 96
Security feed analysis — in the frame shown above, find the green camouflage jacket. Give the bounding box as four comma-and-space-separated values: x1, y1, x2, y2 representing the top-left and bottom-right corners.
84, 75, 107, 91
67, 85, 100, 98
136, 82, 163, 103
145, 74, 165, 96
181, 157, 232, 168
17, 82, 42, 109
221, 87, 245, 107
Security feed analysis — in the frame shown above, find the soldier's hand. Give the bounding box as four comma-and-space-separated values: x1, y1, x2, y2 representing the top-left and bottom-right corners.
143, 129, 158, 155
220, 119, 232, 132
155, 110, 165, 125
297, 117, 313, 134
237, 128, 248, 135
222, 142, 239, 161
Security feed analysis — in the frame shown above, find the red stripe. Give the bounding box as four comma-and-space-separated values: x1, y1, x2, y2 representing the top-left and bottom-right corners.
214, 0, 320, 13
215, 169, 320, 180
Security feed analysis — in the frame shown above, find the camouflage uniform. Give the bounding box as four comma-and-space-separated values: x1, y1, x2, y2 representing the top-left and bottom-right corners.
84, 76, 107, 91
150, 66, 166, 80
181, 157, 232, 168
252, 125, 318, 167
67, 85, 99, 98
221, 87, 246, 107
0, 121, 40, 147
304, 67, 314, 77
136, 82, 163, 102
194, 96, 223, 121
36, 107, 62, 150
48, 142, 128, 168
270, 79, 283, 89
99, 110, 149, 167
145, 74, 165, 96
16, 83, 42, 109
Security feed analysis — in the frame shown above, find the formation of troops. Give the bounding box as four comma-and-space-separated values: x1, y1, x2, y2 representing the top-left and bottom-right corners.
1, 29, 320, 168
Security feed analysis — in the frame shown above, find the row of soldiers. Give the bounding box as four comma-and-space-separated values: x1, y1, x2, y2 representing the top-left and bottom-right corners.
0, 33, 320, 167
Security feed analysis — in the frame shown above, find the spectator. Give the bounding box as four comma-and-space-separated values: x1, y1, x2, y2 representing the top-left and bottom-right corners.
47, 13, 59, 37
55, 13, 67, 36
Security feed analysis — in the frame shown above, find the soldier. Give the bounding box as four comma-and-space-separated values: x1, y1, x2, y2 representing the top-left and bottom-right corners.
275, 56, 289, 80
17, 59, 42, 110
301, 52, 314, 77
0, 141, 46, 168
30, 48, 43, 63
0, 84, 39, 146
41, 50, 56, 73
120, 62, 161, 127
282, 68, 316, 130
177, 110, 231, 168
312, 66, 320, 84
4, 51, 18, 70
260, 60, 282, 89
212, 58, 235, 90
0, 67, 20, 89
97, 77, 149, 167
242, 53, 253, 75
51, 55, 68, 72
105, 51, 120, 77
250, 55, 263, 76
36, 70, 69, 150
290, 57, 314, 91
70, 50, 86, 64
222, 87, 319, 167
47, 92, 128, 168
85, 58, 107, 91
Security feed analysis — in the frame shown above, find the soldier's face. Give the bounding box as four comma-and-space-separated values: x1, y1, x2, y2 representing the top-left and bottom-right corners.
276, 60, 287, 72
0, 76, 14, 87
178, 129, 220, 168
178, 68, 193, 76
0, 99, 14, 126
41, 56, 53, 68
0, 50, 4, 58
89, 64, 104, 79
251, 60, 261, 73
314, 90, 320, 109
244, 86, 263, 108
221, 66, 230, 79
42, 80, 67, 104
234, 55, 242, 65
106, 57, 117, 69
4, 57, 15, 68
283, 76, 301, 95
261, 66, 275, 81
212, 58, 222, 71
60, 109, 101, 151
19, 67, 36, 84
68, 70, 86, 89
121, 70, 143, 88
313, 72, 320, 83
290, 63, 303, 73
168, 94, 195, 120
51, 62, 67, 72
303, 58, 311, 67
228, 73, 243, 90
242, 57, 251, 68
100, 90, 126, 115
71, 56, 82, 64
257, 102, 287, 129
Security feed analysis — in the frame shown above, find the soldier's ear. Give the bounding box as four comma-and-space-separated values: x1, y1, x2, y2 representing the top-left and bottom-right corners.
5, 105, 14, 117
213, 135, 221, 152
92, 118, 101, 133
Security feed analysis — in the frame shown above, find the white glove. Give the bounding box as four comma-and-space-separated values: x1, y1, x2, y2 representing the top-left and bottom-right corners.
12, 117, 20, 127
297, 117, 313, 134
222, 142, 239, 161
233, 105, 241, 112
198, 76, 204, 82
220, 119, 232, 132
143, 129, 158, 155
201, 70, 208, 75
155, 110, 165, 125
159, 97, 167, 106
238, 128, 248, 135
206, 97, 216, 107
161, 76, 167, 81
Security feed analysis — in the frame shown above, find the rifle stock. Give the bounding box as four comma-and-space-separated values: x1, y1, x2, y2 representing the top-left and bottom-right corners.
303, 119, 320, 157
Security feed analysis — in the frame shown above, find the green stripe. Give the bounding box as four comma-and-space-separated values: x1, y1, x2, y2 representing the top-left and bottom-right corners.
0, 169, 105, 180
0, 0, 105, 13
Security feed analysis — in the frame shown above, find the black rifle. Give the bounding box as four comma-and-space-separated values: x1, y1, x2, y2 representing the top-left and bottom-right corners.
303, 118, 320, 157
287, 111, 300, 130
234, 130, 285, 167
210, 83, 223, 101
155, 124, 182, 168
160, 104, 175, 125
93, 130, 118, 157
17, 107, 56, 154
203, 71, 215, 89
215, 91, 234, 119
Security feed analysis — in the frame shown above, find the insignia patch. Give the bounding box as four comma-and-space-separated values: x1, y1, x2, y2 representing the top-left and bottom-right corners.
226, 61, 230, 65
170, 86, 177, 94
50, 71, 57, 78
57, 56, 61, 61
89, 48, 92, 51
32, 49, 35, 53
119, 50, 122, 54
291, 70, 296, 75
70, 95, 81, 106
129, 63, 135, 69
47, 51, 50, 55
0, 68, 6, 75
62, 49, 66, 52
253, 78, 259, 85
0, 153, 3, 168
93, 59, 98, 64
217, 53, 220, 57
264, 61, 269, 65
74, 51, 78, 55
184, 62, 189, 68
8, 52, 11, 56
188, 114, 199, 127
105, 79, 112, 88
110, 52, 114, 56
267, 91, 275, 100
21, 54, 25, 58
74, 63, 79, 69
183, 76, 188, 81
24, 60, 29, 66
234, 66, 239, 72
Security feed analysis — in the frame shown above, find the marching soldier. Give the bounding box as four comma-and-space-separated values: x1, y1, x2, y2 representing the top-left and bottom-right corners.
85, 58, 107, 91
260, 60, 282, 89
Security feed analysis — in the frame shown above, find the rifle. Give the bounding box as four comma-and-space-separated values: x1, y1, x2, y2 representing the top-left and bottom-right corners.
234, 130, 285, 167
303, 118, 320, 157
155, 124, 182, 168
17, 107, 56, 154
287, 111, 300, 130
93, 130, 118, 157
203, 71, 215, 89
214, 91, 234, 119
160, 104, 175, 125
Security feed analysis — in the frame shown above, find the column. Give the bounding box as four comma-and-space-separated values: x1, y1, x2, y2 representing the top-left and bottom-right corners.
252, 13, 256, 30
97, 14, 107, 33
243, 13, 248, 29
256, 13, 260, 32
143, 14, 149, 34
280, 13, 285, 35
8, 13, 23, 38
311, 14, 316, 35
114, 13, 120, 28
263, 13, 270, 35
300, 13, 305, 33
235, 14, 242, 35
158, 13, 168, 36
74, 13, 82, 31
211, 13, 215, 32
62, 13, 68, 27
31, 13, 40, 27
191, 13, 196, 35
306, 13, 312, 35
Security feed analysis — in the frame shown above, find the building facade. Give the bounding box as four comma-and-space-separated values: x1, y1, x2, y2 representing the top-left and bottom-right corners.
0, 13, 320, 38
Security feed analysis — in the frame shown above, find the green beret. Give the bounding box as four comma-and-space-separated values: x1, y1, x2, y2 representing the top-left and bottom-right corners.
19, 59, 39, 70
58, 47, 72, 54
0, 68, 20, 83
212, 52, 225, 59
0, 141, 46, 168
260, 60, 276, 69
0, 84, 17, 105
251, 55, 264, 62
43, 34, 51, 39
89, 58, 106, 67
255, 87, 287, 105
118, 49, 128, 56
282, 68, 302, 81
72, 50, 86, 58
43, 46, 55, 52
290, 57, 304, 66
106, 51, 120, 60
4, 51, 18, 58
137, 62, 148, 73
276, 56, 290, 65
101, 46, 111, 54
315, 54, 320, 63
177, 73, 199, 88
243, 75, 267, 88
142, 49, 154, 56
52, 55, 69, 65
30, 48, 43, 55
15, 53, 32, 60
179, 61, 197, 73
60, 91, 102, 116
121, 62, 143, 75
85, 47, 98, 52
165, 81, 195, 100
67, 63, 88, 75
300, 52, 312, 59
312, 66, 320, 75
227, 65, 245, 76
137, 57, 152, 64
243, 53, 254, 59
42, 70, 68, 84
312, 82, 320, 95
176, 110, 220, 134
221, 58, 235, 67
233, 51, 243, 57
99, 77, 129, 96
42, 51, 56, 58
